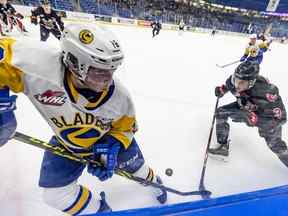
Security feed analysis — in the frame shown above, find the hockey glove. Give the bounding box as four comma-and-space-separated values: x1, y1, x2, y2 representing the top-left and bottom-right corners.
215, 85, 227, 98
240, 55, 248, 62
30, 16, 38, 25
0, 87, 17, 146
88, 136, 121, 181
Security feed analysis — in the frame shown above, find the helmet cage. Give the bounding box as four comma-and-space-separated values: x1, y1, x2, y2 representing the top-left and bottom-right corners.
232, 74, 256, 90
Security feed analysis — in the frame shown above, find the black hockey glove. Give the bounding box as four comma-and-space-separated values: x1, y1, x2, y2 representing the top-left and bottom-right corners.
30, 16, 38, 25
215, 85, 227, 98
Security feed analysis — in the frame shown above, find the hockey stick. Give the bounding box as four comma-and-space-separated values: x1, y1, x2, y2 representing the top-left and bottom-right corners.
216, 60, 240, 68
13, 131, 211, 197
198, 97, 220, 199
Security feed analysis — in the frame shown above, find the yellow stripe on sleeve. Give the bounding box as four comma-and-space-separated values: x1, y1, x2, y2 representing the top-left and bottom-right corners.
108, 115, 136, 149
0, 38, 24, 93
111, 115, 136, 133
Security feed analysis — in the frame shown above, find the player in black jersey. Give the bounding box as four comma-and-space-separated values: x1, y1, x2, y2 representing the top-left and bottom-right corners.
30, 0, 64, 41
178, 19, 185, 36
151, 20, 161, 38
0, 0, 27, 35
209, 61, 288, 168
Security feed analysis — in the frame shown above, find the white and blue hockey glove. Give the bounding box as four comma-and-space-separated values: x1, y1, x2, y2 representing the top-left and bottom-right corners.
0, 87, 17, 146
240, 55, 248, 62
88, 136, 121, 181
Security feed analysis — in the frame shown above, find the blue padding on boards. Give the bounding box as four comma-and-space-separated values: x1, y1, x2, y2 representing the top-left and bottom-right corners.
84, 185, 288, 216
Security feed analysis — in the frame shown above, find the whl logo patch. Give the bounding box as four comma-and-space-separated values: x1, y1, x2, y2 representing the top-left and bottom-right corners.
34, 90, 66, 106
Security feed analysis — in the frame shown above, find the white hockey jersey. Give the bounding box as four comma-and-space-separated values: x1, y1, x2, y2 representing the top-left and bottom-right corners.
0, 37, 137, 156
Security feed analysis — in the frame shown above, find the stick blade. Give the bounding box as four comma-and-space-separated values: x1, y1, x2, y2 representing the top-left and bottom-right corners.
199, 185, 212, 199
216, 64, 224, 68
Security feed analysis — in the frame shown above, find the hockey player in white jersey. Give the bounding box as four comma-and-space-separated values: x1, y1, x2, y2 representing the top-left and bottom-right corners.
239, 33, 271, 64
0, 23, 167, 215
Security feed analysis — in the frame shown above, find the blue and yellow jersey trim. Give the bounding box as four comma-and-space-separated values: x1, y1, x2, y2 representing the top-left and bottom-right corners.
63, 185, 92, 216
0, 38, 24, 92
63, 70, 115, 110
108, 115, 136, 149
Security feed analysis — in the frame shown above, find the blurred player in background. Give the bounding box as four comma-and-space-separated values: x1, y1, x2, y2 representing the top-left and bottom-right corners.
211, 27, 217, 36
178, 19, 185, 36
280, 36, 287, 44
151, 19, 161, 38
30, 0, 64, 41
0, 0, 27, 36
239, 33, 272, 64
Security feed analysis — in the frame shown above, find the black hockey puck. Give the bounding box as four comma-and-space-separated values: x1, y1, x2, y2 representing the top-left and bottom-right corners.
165, 168, 173, 176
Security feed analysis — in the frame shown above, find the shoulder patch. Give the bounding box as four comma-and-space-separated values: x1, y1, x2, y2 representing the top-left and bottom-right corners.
0, 45, 5, 62
266, 93, 278, 102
